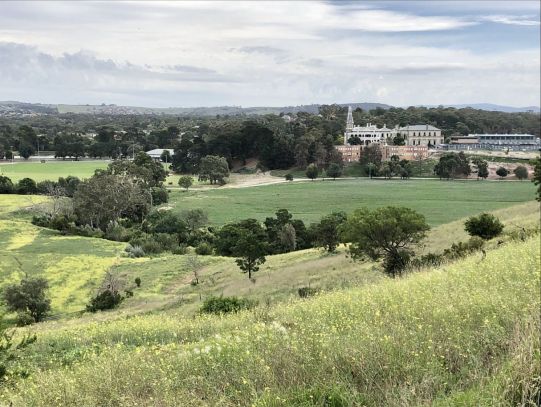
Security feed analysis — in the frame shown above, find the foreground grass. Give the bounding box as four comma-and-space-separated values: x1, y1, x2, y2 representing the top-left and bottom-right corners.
3, 237, 539, 406
167, 178, 536, 226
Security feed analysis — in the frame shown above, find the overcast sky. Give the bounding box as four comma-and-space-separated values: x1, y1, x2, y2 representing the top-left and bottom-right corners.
0, 1, 539, 108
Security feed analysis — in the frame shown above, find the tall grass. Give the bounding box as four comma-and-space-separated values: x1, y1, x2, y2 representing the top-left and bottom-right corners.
3, 237, 539, 406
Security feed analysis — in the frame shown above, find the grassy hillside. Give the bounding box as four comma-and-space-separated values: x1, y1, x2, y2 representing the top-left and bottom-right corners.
0, 194, 538, 319
167, 178, 536, 226
3, 236, 539, 406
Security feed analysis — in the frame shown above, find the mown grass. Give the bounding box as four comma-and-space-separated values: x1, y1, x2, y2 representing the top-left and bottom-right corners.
0, 160, 110, 182
166, 178, 536, 226
3, 236, 539, 406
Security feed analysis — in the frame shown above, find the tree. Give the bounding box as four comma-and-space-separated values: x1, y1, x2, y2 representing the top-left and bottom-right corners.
180, 209, 209, 233
199, 155, 229, 185
2, 277, 51, 323
160, 149, 171, 163
532, 157, 541, 201
178, 175, 193, 191
326, 163, 342, 180
16, 178, 37, 195
434, 152, 470, 180
360, 144, 382, 176
278, 223, 297, 252
106, 152, 167, 188
474, 159, 489, 179
305, 163, 319, 181
380, 162, 393, 179
18, 142, 35, 160
392, 134, 405, 146
496, 166, 509, 179
0, 176, 14, 194
310, 212, 347, 253
341, 207, 430, 278
513, 165, 528, 180
464, 213, 504, 240
214, 219, 268, 279
73, 174, 151, 230
285, 173, 293, 182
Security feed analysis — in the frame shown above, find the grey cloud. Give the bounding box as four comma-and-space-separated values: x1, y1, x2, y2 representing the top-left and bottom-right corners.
0, 42, 237, 84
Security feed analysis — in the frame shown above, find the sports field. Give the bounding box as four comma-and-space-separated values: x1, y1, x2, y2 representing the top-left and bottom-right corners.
167, 178, 537, 226
0, 160, 110, 182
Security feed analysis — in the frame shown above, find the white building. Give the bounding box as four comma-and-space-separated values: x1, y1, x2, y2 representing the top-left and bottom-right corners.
344, 106, 395, 145
398, 124, 443, 146
145, 148, 175, 160
343, 106, 443, 147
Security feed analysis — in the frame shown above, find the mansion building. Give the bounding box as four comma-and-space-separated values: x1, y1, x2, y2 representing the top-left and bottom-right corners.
344, 106, 443, 147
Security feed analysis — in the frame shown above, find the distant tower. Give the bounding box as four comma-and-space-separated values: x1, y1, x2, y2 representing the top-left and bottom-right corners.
346, 106, 354, 131
345, 106, 354, 145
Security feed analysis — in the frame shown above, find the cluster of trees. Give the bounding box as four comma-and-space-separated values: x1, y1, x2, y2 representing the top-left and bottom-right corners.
2, 105, 539, 163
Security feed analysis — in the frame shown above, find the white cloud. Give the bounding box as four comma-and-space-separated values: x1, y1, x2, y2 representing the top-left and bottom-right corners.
0, 1, 538, 107
481, 15, 540, 26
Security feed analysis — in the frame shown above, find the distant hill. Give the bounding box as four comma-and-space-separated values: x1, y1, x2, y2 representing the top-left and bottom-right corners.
0, 101, 391, 116
417, 103, 540, 113
1, 100, 538, 116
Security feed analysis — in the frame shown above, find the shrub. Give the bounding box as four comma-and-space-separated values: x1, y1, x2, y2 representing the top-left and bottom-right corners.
2, 277, 51, 323
285, 173, 293, 182
195, 242, 213, 255
125, 244, 146, 258
513, 165, 528, 180
443, 237, 485, 259
134, 277, 141, 288
465, 213, 504, 240
31, 214, 51, 228
151, 186, 169, 205
16, 312, 35, 327
172, 244, 188, 255
16, 178, 37, 195
105, 221, 132, 242
496, 166, 509, 179
200, 296, 256, 315
178, 175, 193, 191
298, 286, 319, 298
73, 224, 104, 238
410, 252, 445, 269
0, 176, 14, 194
129, 234, 165, 254
36, 180, 58, 195
86, 290, 124, 312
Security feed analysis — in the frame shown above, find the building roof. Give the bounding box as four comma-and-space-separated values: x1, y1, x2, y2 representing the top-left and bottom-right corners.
146, 148, 175, 156
399, 124, 440, 131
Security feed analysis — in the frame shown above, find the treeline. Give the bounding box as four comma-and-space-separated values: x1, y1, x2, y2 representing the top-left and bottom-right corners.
1, 106, 539, 169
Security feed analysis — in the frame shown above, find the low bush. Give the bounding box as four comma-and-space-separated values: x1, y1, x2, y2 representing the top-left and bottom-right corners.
200, 296, 257, 315
195, 242, 213, 255
125, 244, 146, 258
86, 290, 124, 312
443, 236, 485, 259
151, 186, 169, 205
105, 221, 133, 242
298, 286, 319, 298
465, 213, 504, 240
172, 244, 188, 255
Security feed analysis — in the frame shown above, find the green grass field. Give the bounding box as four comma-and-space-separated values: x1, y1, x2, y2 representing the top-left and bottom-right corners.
0, 161, 110, 182
167, 178, 536, 226
3, 236, 539, 406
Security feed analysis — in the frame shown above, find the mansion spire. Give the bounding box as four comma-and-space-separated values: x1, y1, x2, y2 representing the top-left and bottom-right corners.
346, 106, 354, 132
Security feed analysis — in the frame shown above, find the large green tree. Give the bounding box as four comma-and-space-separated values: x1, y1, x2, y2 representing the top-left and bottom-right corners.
73, 174, 151, 230
341, 206, 430, 277
199, 155, 229, 185
310, 212, 347, 253
434, 152, 471, 179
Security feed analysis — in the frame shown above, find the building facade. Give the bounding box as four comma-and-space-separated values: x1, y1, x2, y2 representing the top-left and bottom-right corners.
343, 106, 442, 147
397, 125, 443, 146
